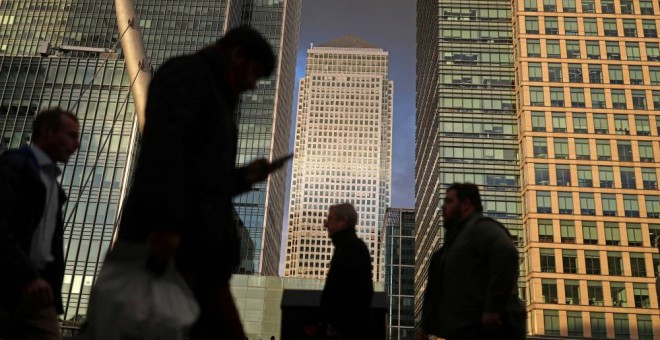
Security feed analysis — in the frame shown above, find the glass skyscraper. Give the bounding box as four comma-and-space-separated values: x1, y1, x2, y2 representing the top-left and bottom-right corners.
417, 0, 660, 337
0, 0, 300, 322
383, 208, 415, 340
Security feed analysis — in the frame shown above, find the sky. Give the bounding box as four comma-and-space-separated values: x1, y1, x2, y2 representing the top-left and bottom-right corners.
279, 0, 416, 273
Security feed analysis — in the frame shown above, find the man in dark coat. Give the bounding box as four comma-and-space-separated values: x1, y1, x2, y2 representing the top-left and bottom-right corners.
116, 26, 289, 339
0, 108, 80, 339
321, 203, 374, 339
420, 183, 526, 340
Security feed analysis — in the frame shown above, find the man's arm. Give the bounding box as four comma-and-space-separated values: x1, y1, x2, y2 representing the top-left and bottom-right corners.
479, 221, 519, 313
232, 154, 293, 196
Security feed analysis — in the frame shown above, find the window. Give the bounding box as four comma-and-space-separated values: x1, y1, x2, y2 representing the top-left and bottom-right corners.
626, 42, 641, 61
563, 249, 578, 273
585, 251, 601, 275
527, 40, 541, 57
588, 64, 602, 83
620, 0, 634, 13
582, 0, 595, 13
530, 87, 544, 106
610, 282, 627, 307
564, 280, 580, 304
606, 42, 621, 60
550, 87, 563, 107
609, 65, 624, 84
577, 166, 593, 187
604, 18, 619, 36
635, 115, 651, 136
543, 310, 560, 335
589, 282, 606, 308
586, 40, 600, 58
640, 1, 654, 14
596, 140, 611, 160
647, 42, 660, 61
590, 313, 607, 338
564, 17, 578, 35
551, 112, 566, 131
542, 279, 558, 303
543, 0, 557, 11
567, 311, 583, 336
535, 164, 550, 185
525, 0, 538, 11
526, 16, 539, 34
627, 223, 643, 246
614, 114, 630, 135
593, 113, 608, 133
646, 196, 660, 218
582, 221, 598, 244
537, 191, 552, 213
654, 91, 660, 110
556, 164, 571, 186
533, 137, 548, 158
642, 168, 657, 189
558, 193, 574, 214
643, 20, 658, 37
608, 252, 624, 276
538, 219, 554, 242
558, 222, 575, 244
631, 253, 648, 277
651, 224, 660, 247
617, 140, 633, 161
573, 113, 587, 132
599, 166, 614, 188
620, 167, 636, 188
566, 40, 580, 58
638, 315, 655, 340
623, 19, 638, 37
575, 139, 590, 159
562, 0, 576, 12
591, 88, 606, 108
601, 0, 614, 13
554, 138, 568, 159
548, 63, 562, 82
624, 195, 640, 217
629, 66, 643, 84
571, 88, 585, 107
546, 40, 560, 58
528, 62, 542, 81
639, 141, 654, 162
531, 111, 546, 131
633, 283, 650, 308
580, 193, 596, 215
605, 222, 621, 245
651, 67, 660, 85
540, 248, 556, 272
632, 90, 647, 109
545, 17, 559, 34
613, 314, 630, 339
602, 194, 617, 216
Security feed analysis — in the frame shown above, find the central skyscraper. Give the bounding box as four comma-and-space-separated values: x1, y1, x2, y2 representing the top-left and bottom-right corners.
285, 36, 393, 281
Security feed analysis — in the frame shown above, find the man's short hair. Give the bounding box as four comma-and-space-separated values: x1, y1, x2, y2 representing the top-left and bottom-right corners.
330, 203, 358, 228
217, 25, 276, 77
32, 107, 78, 141
447, 183, 484, 213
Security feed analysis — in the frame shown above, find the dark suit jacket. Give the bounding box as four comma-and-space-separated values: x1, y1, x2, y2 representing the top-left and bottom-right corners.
0, 147, 66, 314
117, 46, 252, 283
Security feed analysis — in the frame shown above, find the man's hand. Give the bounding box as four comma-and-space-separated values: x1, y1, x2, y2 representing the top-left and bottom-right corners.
146, 231, 181, 276
481, 311, 503, 332
418, 329, 429, 340
244, 154, 293, 185
22, 278, 53, 308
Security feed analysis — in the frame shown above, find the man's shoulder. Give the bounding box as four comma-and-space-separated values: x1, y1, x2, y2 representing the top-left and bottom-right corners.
0, 149, 32, 171
471, 216, 511, 238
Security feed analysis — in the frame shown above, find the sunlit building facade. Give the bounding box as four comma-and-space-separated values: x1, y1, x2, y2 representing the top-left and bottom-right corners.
285, 36, 393, 281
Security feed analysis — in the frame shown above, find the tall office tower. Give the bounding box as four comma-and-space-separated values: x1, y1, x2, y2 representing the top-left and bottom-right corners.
383, 208, 415, 339
233, 0, 302, 275
414, 0, 523, 330
516, 0, 660, 337
285, 36, 393, 281
0, 0, 300, 321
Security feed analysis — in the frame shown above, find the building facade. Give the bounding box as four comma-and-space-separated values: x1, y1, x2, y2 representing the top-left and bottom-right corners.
416, 0, 660, 338
383, 208, 415, 339
0, 0, 300, 321
285, 36, 393, 281
414, 0, 524, 330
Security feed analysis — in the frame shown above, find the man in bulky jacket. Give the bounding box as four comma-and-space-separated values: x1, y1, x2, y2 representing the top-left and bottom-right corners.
116, 26, 289, 339
321, 203, 374, 339
0, 108, 80, 339
421, 183, 526, 340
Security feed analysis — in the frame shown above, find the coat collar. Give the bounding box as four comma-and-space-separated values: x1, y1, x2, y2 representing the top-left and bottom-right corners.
331, 227, 357, 247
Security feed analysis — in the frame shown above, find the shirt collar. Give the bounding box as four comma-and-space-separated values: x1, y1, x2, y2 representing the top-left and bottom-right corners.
30, 145, 54, 167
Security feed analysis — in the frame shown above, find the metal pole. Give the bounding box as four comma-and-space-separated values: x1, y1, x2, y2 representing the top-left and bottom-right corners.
114, 0, 151, 133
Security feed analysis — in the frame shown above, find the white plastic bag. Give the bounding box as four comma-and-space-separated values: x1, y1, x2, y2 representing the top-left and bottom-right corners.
77, 242, 199, 340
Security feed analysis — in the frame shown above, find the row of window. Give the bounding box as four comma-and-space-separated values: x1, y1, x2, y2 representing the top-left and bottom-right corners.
538, 248, 658, 278
525, 16, 658, 38
527, 62, 660, 86
527, 87, 657, 110
534, 191, 660, 217
535, 219, 660, 246
543, 310, 654, 339
525, 39, 659, 61
533, 163, 658, 189
523, 0, 656, 15
530, 111, 660, 136
531, 137, 657, 162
